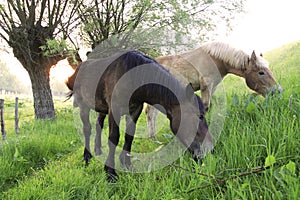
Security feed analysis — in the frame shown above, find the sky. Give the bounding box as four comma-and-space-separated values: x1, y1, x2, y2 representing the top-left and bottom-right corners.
1, 0, 300, 86
220, 0, 300, 53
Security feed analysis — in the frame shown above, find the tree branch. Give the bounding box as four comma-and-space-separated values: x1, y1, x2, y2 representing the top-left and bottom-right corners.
0, 32, 9, 44
0, 7, 13, 34
53, 0, 68, 29
47, 0, 52, 26
186, 166, 270, 192
37, 0, 47, 26
161, 159, 216, 179
27, 0, 36, 27
161, 158, 270, 193
12, 0, 26, 24
62, 0, 80, 34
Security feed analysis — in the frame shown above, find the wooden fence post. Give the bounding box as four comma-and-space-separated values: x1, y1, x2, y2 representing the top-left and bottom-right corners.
15, 97, 20, 134
0, 99, 6, 140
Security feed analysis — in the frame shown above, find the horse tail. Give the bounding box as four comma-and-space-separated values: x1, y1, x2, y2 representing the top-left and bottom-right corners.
64, 91, 73, 102
66, 68, 78, 91
65, 66, 80, 101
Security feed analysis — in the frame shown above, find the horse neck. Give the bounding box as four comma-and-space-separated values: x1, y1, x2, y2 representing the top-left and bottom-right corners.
212, 57, 246, 78
225, 63, 246, 78
139, 85, 181, 118
149, 100, 179, 120
146, 96, 179, 118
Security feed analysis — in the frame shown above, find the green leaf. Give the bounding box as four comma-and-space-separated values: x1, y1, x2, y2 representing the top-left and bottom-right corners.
241, 182, 249, 189
40, 39, 67, 56
13, 147, 28, 162
13, 147, 20, 158
245, 102, 257, 114
285, 161, 296, 174
264, 155, 276, 167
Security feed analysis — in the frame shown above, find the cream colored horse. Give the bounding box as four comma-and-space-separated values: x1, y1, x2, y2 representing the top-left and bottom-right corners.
146, 42, 282, 139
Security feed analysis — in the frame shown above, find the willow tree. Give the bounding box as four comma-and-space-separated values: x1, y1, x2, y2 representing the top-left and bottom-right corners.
0, 0, 81, 119
78, 0, 245, 57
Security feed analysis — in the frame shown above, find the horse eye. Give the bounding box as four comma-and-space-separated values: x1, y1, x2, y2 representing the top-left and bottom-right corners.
258, 71, 265, 75
199, 115, 204, 120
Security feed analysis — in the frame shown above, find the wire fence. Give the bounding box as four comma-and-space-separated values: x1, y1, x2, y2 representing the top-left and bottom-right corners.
0, 97, 23, 140
0, 99, 6, 140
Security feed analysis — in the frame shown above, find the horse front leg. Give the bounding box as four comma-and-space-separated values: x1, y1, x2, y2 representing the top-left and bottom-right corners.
95, 113, 106, 156
200, 88, 212, 112
80, 107, 92, 165
105, 111, 120, 182
200, 81, 215, 112
120, 104, 143, 170
145, 105, 158, 140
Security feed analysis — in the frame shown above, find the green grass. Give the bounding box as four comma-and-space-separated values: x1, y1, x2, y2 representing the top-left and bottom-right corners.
0, 41, 299, 199
0, 98, 81, 193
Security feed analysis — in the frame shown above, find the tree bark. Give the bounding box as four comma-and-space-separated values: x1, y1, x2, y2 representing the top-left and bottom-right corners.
27, 65, 55, 119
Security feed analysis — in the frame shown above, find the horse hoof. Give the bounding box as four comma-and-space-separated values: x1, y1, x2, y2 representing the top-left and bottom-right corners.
84, 148, 93, 165
106, 173, 118, 183
105, 165, 118, 182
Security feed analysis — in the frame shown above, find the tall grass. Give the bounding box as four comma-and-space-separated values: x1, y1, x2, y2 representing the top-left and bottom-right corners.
0, 99, 81, 193
0, 42, 299, 199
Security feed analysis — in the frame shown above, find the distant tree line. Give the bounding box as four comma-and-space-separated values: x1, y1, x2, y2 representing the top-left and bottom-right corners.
0, 61, 29, 94
50, 78, 69, 97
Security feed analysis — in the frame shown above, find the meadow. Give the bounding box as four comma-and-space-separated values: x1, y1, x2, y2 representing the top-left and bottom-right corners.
0, 41, 299, 199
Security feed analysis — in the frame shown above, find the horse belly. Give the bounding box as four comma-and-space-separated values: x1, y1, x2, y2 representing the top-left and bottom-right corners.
170, 62, 201, 90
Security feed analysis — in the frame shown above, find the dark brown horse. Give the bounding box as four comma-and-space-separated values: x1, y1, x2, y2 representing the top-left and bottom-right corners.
66, 51, 212, 181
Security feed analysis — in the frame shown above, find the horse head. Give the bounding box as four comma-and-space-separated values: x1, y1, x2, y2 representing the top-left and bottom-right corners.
245, 51, 282, 96
169, 85, 212, 160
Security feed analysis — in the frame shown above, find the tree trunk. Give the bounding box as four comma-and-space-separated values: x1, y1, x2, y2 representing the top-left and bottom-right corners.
27, 66, 55, 119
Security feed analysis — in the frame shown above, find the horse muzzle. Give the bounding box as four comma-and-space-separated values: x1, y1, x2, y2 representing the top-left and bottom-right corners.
188, 142, 202, 161
270, 85, 283, 94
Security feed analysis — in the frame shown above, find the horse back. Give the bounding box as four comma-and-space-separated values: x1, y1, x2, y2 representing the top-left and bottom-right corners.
156, 54, 201, 90
71, 51, 159, 112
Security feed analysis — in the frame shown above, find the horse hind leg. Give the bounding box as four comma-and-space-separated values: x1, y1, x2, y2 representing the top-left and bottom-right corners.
95, 113, 106, 156
120, 104, 143, 170
105, 110, 121, 182
80, 107, 92, 165
145, 105, 158, 140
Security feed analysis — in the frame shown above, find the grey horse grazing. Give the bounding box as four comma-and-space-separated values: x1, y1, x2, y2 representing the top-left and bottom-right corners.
66, 50, 212, 181
146, 42, 282, 139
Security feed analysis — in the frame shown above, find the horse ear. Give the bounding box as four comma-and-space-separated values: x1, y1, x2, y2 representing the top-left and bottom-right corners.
185, 83, 194, 100
250, 50, 257, 64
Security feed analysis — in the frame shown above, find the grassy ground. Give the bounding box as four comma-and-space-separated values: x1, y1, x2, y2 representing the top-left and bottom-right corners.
0, 42, 299, 199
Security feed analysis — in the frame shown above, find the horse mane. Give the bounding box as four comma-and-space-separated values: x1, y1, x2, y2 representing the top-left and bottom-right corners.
200, 42, 269, 70
122, 51, 182, 105
123, 51, 160, 70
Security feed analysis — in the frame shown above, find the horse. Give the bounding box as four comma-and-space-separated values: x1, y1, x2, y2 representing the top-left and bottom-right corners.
66, 50, 212, 181
146, 42, 282, 139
